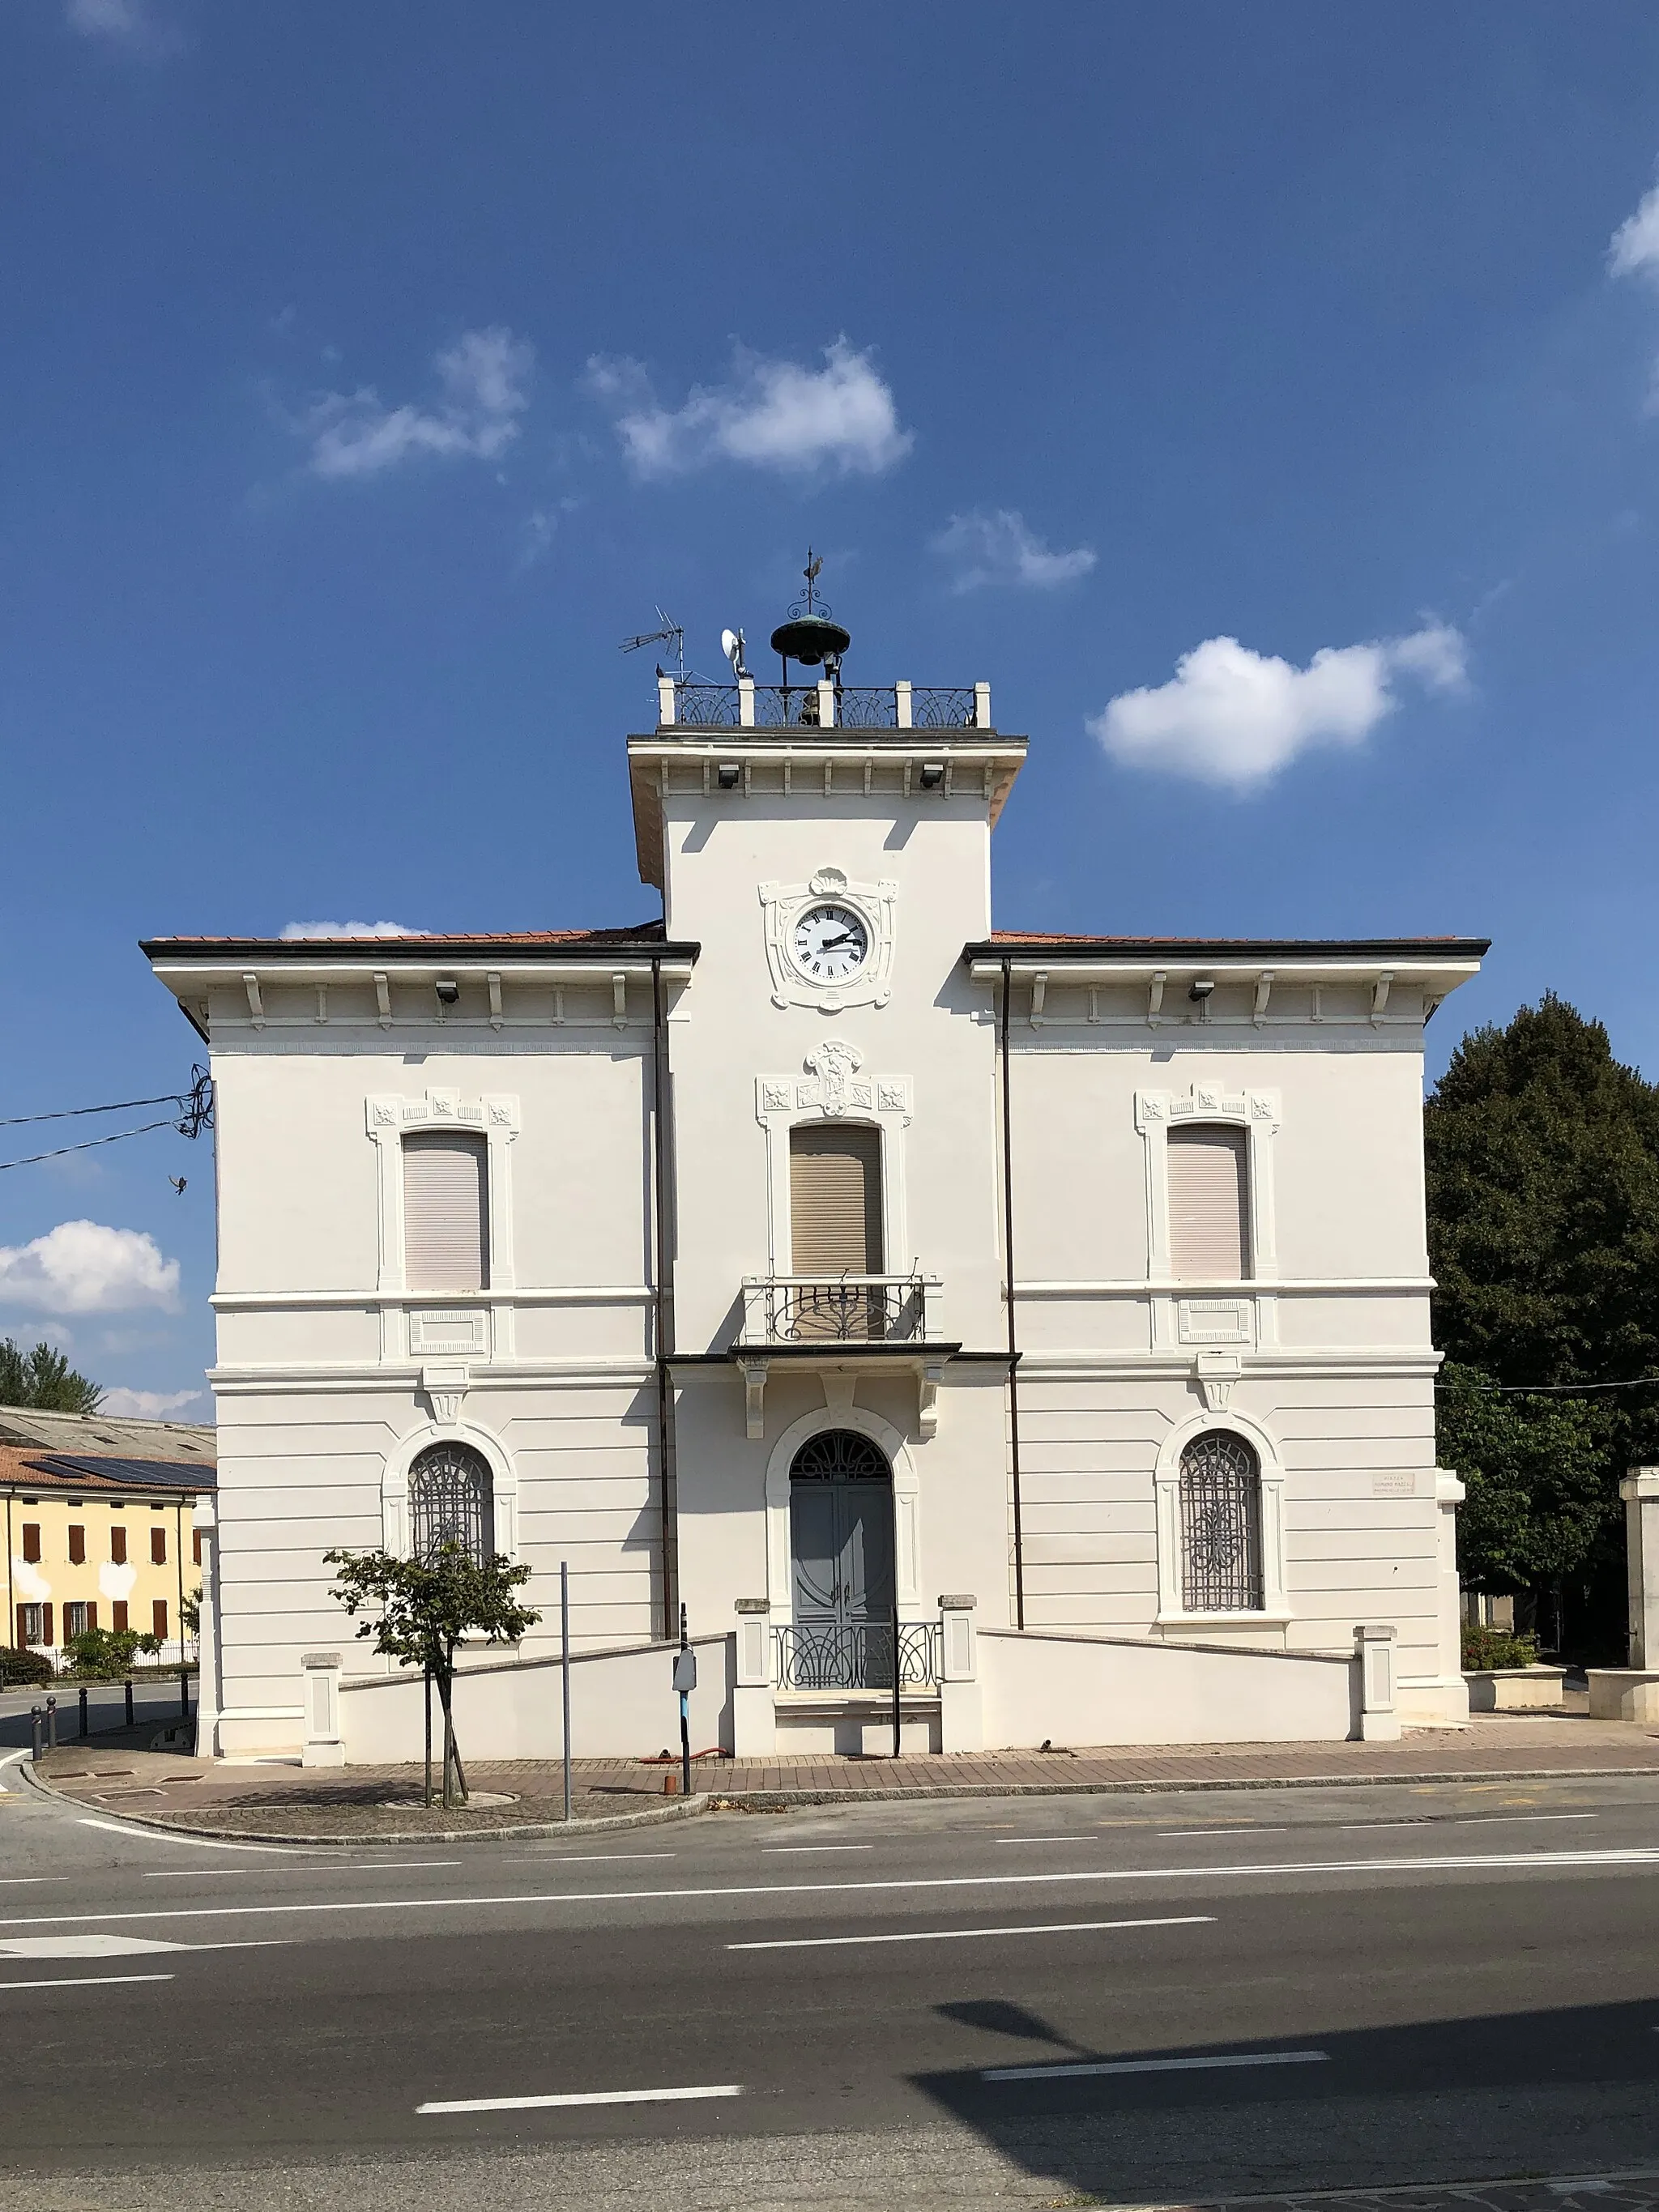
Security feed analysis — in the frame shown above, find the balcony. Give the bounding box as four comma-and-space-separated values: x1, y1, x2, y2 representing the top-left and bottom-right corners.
659, 677, 990, 731
732, 1274, 953, 1441
740, 1273, 938, 1346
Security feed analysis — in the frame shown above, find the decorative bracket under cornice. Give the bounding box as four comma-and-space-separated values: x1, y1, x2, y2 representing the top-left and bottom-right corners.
1195, 1349, 1242, 1413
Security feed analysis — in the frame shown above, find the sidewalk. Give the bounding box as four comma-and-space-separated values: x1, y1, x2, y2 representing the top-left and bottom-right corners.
27, 1712, 1659, 1842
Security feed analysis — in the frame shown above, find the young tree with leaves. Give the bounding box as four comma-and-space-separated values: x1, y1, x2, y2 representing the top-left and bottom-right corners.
324, 1545, 539, 1808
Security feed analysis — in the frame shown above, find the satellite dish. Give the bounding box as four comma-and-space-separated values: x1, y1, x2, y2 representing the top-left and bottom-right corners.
720, 629, 739, 662
721, 626, 749, 679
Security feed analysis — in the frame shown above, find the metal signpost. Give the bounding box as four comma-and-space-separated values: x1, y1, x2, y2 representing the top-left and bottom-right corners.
561, 1561, 573, 1824
672, 1603, 696, 1801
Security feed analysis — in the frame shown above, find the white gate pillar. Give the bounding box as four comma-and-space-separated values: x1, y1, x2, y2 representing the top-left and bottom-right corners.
939, 1594, 983, 1753
732, 1599, 775, 1757
301, 1652, 345, 1767
1356, 1623, 1400, 1741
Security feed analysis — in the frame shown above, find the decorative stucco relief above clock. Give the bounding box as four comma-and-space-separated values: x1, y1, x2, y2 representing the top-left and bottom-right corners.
758, 866, 897, 1012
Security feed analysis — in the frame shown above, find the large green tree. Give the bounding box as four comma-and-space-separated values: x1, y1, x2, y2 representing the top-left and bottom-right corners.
0, 1340, 102, 1414
1426, 994, 1659, 1650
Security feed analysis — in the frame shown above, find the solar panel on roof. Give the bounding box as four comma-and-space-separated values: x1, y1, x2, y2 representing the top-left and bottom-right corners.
31, 1454, 215, 1488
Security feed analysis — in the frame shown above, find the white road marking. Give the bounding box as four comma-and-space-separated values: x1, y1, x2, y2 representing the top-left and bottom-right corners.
77, 1818, 325, 1856
1453, 1813, 1597, 1826
0, 1934, 288, 1958
143, 1860, 463, 1878
729, 1914, 1214, 1951
0, 1879, 59, 1887
2, 1845, 1655, 1933
1161, 1828, 1286, 1839
997, 1837, 1094, 1846
984, 2048, 1329, 2084
508, 1854, 677, 1865
761, 1845, 874, 1855
0, 1973, 175, 1991
418, 2083, 744, 2115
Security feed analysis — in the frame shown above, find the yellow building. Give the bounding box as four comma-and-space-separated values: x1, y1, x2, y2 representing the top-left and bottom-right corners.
0, 1406, 212, 1665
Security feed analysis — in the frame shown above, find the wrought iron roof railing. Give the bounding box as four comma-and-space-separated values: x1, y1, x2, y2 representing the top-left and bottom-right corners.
659, 679, 988, 731
739, 1273, 938, 1346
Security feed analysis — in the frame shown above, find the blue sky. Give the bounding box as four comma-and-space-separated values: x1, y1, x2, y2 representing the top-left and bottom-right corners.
5, 2, 1659, 1415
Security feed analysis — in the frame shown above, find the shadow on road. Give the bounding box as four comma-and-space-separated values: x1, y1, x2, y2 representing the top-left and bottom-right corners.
912, 1993, 1659, 2204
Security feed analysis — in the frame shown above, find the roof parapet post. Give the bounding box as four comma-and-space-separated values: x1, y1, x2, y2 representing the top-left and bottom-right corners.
895, 680, 913, 731
738, 676, 756, 729
817, 678, 836, 729
658, 674, 676, 726
975, 681, 992, 730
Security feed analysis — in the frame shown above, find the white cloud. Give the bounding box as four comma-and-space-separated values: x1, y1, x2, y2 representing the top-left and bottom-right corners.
299, 328, 533, 482
64, 0, 176, 49
590, 339, 911, 479
99, 1386, 207, 1421
932, 509, 1097, 594
1610, 182, 1659, 283
1092, 621, 1467, 791
0, 1222, 181, 1317
279, 920, 424, 940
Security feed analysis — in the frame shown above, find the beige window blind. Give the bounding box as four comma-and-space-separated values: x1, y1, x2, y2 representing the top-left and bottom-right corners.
403, 1131, 489, 1292
1166, 1124, 1249, 1281
790, 1124, 884, 1274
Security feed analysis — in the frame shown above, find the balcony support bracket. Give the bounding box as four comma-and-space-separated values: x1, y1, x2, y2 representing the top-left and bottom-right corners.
738, 1356, 770, 1442
919, 1356, 947, 1439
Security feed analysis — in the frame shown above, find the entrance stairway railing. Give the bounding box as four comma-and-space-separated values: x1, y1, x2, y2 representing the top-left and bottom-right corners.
773, 1619, 942, 1692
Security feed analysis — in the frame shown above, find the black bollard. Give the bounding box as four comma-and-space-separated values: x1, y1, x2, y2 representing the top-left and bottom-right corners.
124, 1679, 134, 1727
30, 1708, 42, 1762
78, 1686, 88, 1739
45, 1695, 57, 1751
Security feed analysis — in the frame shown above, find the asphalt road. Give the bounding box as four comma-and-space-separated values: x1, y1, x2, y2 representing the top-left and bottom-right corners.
3, 1752, 1659, 2210
0, 1678, 188, 1751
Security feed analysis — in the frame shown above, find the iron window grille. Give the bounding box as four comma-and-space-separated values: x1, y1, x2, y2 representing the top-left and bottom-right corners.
1178, 1430, 1264, 1612
790, 1429, 890, 1482
408, 1440, 496, 1566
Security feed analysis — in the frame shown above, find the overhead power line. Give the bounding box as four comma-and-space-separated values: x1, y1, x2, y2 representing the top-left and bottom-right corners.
0, 1068, 214, 1174
1435, 1375, 1659, 1396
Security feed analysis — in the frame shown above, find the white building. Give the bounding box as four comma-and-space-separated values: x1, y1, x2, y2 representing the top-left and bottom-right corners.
145, 638, 1486, 1762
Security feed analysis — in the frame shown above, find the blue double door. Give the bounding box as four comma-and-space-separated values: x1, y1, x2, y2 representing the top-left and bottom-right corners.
789, 1464, 897, 1690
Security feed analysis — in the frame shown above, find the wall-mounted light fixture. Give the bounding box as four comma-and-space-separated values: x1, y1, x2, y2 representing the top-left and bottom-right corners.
717, 762, 742, 789
1188, 977, 1215, 1021
434, 978, 460, 1008
919, 761, 945, 789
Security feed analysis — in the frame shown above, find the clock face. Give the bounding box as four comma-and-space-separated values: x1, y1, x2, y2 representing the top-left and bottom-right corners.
791, 902, 871, 984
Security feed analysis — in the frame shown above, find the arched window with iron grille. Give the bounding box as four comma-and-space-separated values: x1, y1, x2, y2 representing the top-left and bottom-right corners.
407, 1440, 495, 1566
1178, 1430, 1263, 1612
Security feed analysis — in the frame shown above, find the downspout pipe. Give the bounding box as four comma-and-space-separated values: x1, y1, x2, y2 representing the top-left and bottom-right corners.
651, 955, 679, 1639
1000, 957, 1026, 1630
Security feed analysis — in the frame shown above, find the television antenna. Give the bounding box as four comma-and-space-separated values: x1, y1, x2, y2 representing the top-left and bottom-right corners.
620, 607, 685, 682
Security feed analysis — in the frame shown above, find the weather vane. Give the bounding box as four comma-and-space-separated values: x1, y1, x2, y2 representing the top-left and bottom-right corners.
788, 547, 833, 622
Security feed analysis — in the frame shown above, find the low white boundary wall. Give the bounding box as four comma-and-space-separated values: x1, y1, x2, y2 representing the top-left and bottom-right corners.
339, 1634, 735, 1764
978, 1628, 1357, 1746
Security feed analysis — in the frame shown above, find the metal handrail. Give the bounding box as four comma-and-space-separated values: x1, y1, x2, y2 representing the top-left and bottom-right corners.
774, 1619, 942, 1691
664, 682, 985, 731
739, 1272, 937, 1345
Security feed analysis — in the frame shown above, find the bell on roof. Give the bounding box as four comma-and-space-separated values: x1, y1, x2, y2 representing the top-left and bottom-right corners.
770, 548, 851, 676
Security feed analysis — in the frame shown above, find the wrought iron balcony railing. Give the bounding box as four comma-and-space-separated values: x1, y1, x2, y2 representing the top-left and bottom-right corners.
774, 1619, 942, 1692
739, 1274, 938, 1346
658, 678, 987, 731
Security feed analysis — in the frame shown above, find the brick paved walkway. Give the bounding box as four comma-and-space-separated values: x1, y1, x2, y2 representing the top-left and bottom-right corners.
28, 1713, 1659, 1839
1152, 2175, 1659, 2212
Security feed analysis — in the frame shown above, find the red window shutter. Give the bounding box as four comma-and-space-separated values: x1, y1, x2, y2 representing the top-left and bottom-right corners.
21, 1524, 40, 1565
151, 1528, 167, 1566
193, 1528, 203, 1566
87, 1603, 98, 1632
112, 1601, 129, 1633
111, 1527, 126, 1565
68, 1525, 85, 1565
153, 1599, 168, 1639
14, 1607, 23, 1647
41, 1605, 53, 1647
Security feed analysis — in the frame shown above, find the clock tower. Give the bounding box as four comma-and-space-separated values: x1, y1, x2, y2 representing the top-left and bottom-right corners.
625, 595, 1027, 1669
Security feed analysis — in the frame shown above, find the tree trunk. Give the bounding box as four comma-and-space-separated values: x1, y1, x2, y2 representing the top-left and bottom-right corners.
434, 1660, 468, 1809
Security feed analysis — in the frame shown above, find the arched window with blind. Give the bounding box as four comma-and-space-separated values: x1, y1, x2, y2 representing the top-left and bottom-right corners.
1166, 1123, 1250, 1281
403, 1131, 489, 1292
1179, 1430, 1264, 1612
